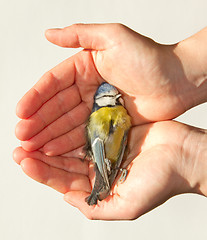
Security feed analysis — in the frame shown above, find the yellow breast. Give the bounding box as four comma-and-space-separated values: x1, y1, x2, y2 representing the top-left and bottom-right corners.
88, 106, 131, 164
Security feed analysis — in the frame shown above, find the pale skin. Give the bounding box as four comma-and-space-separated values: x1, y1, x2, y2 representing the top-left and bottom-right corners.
13, 24, 207, 220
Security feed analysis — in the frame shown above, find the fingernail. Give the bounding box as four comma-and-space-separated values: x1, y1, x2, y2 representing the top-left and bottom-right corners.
45, 28, 61, 35
44, 151, 54, 157
43, 145, 53, 156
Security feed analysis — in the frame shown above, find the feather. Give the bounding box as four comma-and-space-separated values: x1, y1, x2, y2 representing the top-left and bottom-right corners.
85, 83, 131, 205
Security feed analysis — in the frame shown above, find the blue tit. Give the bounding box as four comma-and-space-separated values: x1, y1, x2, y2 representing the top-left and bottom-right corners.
85, 82, 131, 205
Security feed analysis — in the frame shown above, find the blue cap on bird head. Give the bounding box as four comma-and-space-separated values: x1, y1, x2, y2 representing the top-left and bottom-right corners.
94, 82, 119, 100
93, 82, 123, 108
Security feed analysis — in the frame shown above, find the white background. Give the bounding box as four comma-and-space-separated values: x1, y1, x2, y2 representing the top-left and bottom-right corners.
1, 0, 207, 239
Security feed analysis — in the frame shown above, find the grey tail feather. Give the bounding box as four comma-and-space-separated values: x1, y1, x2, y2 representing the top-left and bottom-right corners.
85, 191, 99, 206
85, 163, 105, 205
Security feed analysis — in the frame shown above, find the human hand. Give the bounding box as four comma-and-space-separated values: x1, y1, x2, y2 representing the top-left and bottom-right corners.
14, 24, 207, 220
13, 121, 207, 220
15, 23, 207, 154
44, 23, 207, 123
15, 49, 106, 154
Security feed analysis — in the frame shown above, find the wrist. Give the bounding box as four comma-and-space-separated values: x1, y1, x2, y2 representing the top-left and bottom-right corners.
179, 126, 207, 196
193, 129, 207, 196
174, 27, 207, 108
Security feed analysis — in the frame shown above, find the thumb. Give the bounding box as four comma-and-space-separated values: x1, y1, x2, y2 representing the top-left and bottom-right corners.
45, 23, 122, 50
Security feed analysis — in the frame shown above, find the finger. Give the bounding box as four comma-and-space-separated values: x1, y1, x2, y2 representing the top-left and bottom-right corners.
20, 102, 90, 151
45, 23, 121, 50
16, 84, 81, 141
13, 147, 89, 175
16, 56, 76, 119
20, 158, 91, 194
64, 191, 129, 220
62, 146, 86, 159
43, 124, 86, 156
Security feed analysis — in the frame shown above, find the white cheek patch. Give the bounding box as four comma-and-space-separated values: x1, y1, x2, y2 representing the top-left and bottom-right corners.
96, 96, 116, 107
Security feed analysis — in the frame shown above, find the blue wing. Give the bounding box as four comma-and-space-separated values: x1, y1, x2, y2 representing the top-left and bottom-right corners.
91, 137, 110, 190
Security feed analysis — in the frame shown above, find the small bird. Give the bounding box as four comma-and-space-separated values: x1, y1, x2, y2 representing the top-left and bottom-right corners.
85, 82, 131, 205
